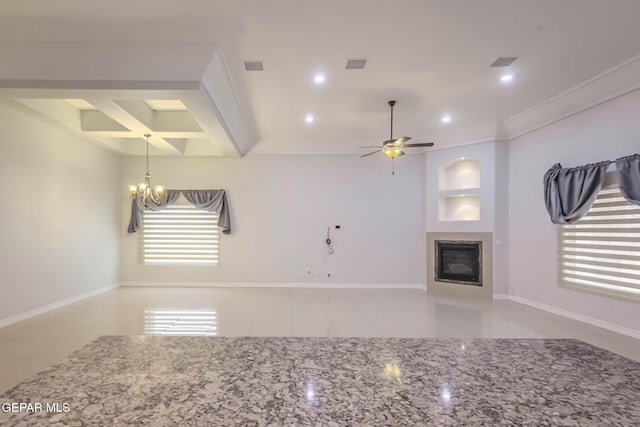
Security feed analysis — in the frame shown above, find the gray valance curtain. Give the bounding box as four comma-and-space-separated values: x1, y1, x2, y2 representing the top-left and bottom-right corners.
128, 189, 231, 234
127, 190, 182, 233
543, 161, 611, 224
615, 154, 640, 206
544, 153, 640, 224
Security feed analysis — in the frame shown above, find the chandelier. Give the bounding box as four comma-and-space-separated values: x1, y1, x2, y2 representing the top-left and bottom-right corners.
128, 133, 164, 208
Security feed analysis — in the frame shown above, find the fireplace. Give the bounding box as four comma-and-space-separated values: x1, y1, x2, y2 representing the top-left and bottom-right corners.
435, 240, 482, 286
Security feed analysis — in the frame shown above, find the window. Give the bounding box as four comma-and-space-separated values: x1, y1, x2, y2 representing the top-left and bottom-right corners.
558, 182, 640, 301
141, 204, 219, 265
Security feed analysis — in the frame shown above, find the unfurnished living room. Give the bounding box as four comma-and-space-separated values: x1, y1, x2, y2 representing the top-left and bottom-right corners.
1, 1, 640, 425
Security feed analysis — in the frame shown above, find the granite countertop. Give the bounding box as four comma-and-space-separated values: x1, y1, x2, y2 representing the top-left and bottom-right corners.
1, 336, 639, 426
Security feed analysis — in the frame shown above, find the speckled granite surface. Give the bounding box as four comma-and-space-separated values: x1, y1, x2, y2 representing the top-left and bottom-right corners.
1, 337, 639, 426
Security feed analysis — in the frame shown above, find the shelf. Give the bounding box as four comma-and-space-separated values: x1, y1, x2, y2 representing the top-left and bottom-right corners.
439, 194, 480, 221
439, 188, 480, 197
439, 158, 480, 191
438, 157, 481, 222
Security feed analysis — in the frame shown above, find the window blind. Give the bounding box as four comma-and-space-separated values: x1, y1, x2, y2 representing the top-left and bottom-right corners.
558, 186, 640, 300
142, 205, 219, 265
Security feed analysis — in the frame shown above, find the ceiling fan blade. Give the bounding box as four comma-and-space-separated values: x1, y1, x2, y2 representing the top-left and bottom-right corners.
383, 136, 412, 146
403, 142, 435, 147
360, 150, 381, 158
358, 145, 384, 148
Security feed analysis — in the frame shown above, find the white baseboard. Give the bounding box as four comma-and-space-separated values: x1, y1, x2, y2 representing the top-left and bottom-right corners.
493, 293, 510, 300
508, 295, 640, 340
0, 283, 120, 328
121, 281, 425, 290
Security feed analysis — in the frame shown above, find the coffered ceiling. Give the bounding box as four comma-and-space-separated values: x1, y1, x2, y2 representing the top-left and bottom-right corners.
1, 0, 640, 156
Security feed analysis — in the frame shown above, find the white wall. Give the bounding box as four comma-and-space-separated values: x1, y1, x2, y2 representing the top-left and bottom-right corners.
493, 141, 509, 296
121, 154, 426, 286
509, 88, 640, 332
0, 102, 121, 323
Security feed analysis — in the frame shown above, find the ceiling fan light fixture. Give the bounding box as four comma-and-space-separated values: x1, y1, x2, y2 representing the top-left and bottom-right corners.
359, 100, 434, 159
382, 145, 402, 159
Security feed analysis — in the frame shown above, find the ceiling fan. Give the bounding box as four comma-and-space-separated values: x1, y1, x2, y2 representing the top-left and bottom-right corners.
360, 100, 434, 159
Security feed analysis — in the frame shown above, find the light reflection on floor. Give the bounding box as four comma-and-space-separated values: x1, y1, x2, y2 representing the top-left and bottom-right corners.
144, 309, 217, 336
2, 287, 640, 396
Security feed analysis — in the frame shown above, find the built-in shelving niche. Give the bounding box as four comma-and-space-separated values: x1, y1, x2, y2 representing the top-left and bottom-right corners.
438, 157, 480, 221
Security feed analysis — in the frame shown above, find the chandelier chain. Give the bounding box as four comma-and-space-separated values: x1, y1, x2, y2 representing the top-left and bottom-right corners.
145, 133, 151, 175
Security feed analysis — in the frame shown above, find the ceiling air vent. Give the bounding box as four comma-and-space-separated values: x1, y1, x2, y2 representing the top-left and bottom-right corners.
489, 57, 517, 68
244, 61, 264, 71
346, 59, 367, 69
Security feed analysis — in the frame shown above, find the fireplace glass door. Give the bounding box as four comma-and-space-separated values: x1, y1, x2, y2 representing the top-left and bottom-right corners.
435, 241, 482, 286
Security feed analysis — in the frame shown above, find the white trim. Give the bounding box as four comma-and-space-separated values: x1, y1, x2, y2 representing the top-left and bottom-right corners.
508, 295, 640, 340
200, 50, 253, 157
505, 54, 640, 140
492, 293, 510, 300
0, 283, 120, 328
424, 122, 505, 150
121, 281, 424, 290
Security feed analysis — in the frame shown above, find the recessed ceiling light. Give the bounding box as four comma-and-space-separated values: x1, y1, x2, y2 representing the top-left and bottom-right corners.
441, 114, 452, 124
313, 73, 325, 84
500, 73, 514, 83
305, 114, 314, 123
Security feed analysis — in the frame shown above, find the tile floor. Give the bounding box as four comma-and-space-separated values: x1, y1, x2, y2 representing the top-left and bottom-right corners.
1, 286, 639, 395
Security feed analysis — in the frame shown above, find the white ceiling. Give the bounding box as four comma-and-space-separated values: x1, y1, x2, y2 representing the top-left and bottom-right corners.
1, 0, 640, 156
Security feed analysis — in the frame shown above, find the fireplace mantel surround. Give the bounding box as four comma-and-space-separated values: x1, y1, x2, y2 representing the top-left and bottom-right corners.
427, 232, 493, 298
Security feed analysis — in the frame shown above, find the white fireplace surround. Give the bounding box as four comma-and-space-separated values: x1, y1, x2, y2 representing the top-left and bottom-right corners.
427, 232, 494, 299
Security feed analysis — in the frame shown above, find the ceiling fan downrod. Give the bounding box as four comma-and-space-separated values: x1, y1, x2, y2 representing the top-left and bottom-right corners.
389, 100, 396, 141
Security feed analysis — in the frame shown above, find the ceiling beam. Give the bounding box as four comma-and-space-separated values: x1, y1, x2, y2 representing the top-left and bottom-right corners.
199, 51, 258, 156
181, 91, 239, 157
15, 99, 81, 131
86, 98, 184, 155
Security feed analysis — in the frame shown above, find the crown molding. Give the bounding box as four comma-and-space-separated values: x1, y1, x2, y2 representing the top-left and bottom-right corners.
504, 54, 640, 140
424, 122, 507, 152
